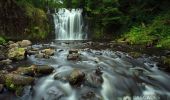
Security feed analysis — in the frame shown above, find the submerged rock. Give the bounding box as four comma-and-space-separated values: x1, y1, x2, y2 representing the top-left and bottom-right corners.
81, 91, 102, 100
69, 69, 85, 86
86, 68, 103, 88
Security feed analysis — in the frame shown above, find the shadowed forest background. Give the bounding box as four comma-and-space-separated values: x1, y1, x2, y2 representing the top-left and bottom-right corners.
0, 0, 170, 48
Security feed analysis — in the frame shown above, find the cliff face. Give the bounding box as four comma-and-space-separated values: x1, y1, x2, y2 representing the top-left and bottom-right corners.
0, 0, 50, 40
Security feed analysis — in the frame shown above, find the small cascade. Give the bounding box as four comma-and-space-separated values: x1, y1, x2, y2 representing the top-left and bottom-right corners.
53, 8, 86, 40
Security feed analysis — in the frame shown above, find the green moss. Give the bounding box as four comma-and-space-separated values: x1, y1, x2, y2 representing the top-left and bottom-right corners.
0, 37, 6, 45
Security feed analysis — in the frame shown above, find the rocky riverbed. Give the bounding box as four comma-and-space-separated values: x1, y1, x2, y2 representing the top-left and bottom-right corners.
0, 40, 170, 100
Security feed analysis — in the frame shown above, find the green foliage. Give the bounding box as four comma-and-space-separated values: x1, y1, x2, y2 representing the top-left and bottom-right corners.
122, 10, 170, 48
0, 37, 6, 45
124, 26, 154, 45
16, 1, 49, 39
157, 37, 170, 49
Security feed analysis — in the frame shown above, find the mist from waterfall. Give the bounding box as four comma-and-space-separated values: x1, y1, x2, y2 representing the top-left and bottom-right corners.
53, 8, 87, 40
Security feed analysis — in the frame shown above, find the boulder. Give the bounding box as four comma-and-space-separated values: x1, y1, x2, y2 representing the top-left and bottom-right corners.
69, 69, 85, 86
67, 53, 80, 60
41, 48, 55, 56
13, 65, 54, 76
8, 48, 26, 60
18, 40, 32, 48
69, 49, 78, 54
36, 65, 54, 75
5, 74, 34, 86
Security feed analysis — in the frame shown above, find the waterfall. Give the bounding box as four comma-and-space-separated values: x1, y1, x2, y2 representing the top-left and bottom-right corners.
53, 8, 86, 40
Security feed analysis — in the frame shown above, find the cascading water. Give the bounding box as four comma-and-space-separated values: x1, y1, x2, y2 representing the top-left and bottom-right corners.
53, 8, 86, 40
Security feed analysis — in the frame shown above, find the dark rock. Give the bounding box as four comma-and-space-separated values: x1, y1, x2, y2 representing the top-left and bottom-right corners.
69, 69, 85, 86
81, 91, 102, 100
69, 49, 78, 54
36, 65, 54, 75
45, 87, 64, 99
67, 53, 80, 60
95, 52, 102, 55
13, 65, 54, 76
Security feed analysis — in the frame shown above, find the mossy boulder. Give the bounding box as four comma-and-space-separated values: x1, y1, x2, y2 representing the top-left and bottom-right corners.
8, 48, 26, 60
69, 69, 85, 86
13, 65, 54, 76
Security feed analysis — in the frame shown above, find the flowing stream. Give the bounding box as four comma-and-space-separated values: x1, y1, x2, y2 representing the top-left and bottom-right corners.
18, 41, 170, 100
53, 8, 86, 40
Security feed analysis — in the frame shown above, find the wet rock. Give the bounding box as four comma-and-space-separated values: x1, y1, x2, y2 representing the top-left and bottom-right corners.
67, 53, 80, 60
128, 52, 142, 58
69, 69, 85, 86
36, 65, 54, 75
18, 40, 32, 48
13, 65, 54, 76
8, 47, 26, 60
27, 50, 39, 56
0, 84, 4, 93
45, 86, 64, 100
86, 68, 103, 88
69, 49, 78, 54
95, 52, 102, 55
54, 73, 67, 82
5, 74, 34, 91
41, 48, 55, 56
0, 59, 12, 65
35, 53, 44, 58
81, 91, 102, 100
